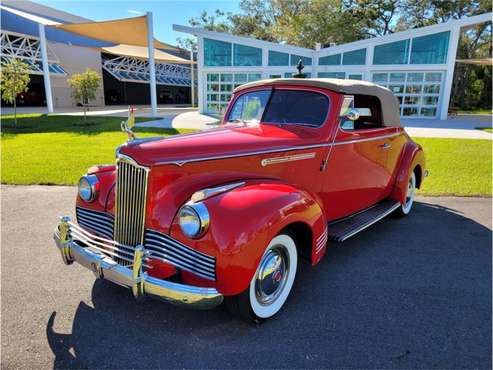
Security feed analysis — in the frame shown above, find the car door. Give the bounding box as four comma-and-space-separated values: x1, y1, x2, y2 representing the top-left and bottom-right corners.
322, 96, 394, 221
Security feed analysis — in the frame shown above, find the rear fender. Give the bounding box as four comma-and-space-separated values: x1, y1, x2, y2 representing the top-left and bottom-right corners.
390, 141, 426, 204
170, 180, 327, 296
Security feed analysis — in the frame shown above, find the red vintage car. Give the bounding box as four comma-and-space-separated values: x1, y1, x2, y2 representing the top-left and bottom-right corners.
54, 78, 427, 322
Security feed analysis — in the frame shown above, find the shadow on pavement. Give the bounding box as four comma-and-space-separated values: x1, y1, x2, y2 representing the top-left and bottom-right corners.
46, 201, 492, 369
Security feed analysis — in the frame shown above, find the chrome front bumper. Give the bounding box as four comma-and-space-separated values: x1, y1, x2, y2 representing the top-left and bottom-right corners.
53, 217, 223, 309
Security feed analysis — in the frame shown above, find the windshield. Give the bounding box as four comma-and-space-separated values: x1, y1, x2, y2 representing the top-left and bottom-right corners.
227, 89, 329, 127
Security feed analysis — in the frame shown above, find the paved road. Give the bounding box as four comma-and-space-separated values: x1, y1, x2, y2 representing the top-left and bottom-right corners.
1, 186, 491, 369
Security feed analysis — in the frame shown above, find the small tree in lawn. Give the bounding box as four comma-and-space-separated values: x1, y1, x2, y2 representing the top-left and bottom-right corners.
0, 58, 31, 124
67, 69, 100, 121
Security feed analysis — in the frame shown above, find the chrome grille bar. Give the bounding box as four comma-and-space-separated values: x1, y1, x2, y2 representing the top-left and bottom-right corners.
76, 207, 114, 240
144, 229, 216, 281
114, 155, 149, 266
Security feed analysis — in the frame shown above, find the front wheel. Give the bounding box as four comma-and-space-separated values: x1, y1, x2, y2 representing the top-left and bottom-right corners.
226, 233, 298, 323
395, 171, 416, 217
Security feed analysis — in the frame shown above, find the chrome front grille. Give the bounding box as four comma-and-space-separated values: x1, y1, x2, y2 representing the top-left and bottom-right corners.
76, 207, 114, 240
114, 156, 149, 264
144, 229, 216, 281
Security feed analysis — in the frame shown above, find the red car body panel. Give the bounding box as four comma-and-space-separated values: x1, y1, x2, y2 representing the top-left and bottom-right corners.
75, 82, 426, 297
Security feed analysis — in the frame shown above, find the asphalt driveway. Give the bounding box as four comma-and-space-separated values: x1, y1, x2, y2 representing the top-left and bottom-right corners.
1, 186, 491, 369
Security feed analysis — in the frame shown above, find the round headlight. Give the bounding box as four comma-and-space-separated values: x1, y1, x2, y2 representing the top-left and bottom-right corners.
178, 203, 210, 239
78, 175, 98, 202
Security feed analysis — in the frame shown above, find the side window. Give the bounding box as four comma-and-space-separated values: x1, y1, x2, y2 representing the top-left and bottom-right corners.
340, 94, 384, 130
227, 90, 271, 122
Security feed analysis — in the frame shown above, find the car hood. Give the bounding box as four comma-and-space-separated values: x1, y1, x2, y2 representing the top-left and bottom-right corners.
119, 123, 321, 167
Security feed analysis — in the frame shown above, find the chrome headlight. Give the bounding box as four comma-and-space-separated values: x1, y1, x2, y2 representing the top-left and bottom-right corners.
178, 202, 210, 239
78, 174, 99, 202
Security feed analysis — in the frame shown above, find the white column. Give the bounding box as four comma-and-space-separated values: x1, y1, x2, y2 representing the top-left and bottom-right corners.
190, 47, 195, 107
146, 12, 157, 117
38, 24, 53, 113
197, 36, 205, 114
440, 25, 460, 120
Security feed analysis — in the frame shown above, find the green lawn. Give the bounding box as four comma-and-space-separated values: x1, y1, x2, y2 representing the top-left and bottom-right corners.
1, 115, 192, 185
1, 115, 491, 196
476, 127, 492, 133
456, 109, 492, 115
414, 138, 491, 197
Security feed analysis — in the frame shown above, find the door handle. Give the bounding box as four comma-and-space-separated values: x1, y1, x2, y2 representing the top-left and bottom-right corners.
380, 143, 391, 149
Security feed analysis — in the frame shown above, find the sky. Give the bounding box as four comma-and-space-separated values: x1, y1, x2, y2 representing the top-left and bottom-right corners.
33, 0, 241, 45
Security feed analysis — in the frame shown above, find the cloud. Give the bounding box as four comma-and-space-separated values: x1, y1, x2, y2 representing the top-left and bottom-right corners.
127, 9, 144, 15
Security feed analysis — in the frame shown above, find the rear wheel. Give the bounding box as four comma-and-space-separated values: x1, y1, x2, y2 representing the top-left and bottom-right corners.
396, 171, 416, 217
226, 233, 298, 323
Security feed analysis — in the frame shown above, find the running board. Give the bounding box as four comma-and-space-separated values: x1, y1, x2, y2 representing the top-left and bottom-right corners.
327, 200, 400, 242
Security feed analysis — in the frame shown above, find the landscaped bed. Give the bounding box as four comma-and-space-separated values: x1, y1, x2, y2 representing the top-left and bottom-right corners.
1, 115, 491, 196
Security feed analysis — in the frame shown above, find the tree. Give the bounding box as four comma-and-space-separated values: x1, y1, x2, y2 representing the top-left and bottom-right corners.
67, 69, 100, 121
0, 58, 31, 124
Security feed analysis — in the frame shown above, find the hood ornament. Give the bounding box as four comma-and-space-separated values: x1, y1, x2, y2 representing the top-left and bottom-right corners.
121, 106, 136, 141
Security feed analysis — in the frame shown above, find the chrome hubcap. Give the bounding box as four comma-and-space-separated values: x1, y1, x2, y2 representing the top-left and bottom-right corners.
255, 246, 289, 306
403, 175, 415, 213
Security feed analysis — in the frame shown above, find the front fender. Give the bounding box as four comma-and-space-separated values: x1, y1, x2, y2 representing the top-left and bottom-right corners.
390, 141, 426, 204
169, 180, 327, 296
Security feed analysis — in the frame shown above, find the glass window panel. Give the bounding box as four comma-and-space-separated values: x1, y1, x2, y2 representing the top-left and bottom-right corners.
204, 38, 231, 66
348, 74, 363, 80
207, 74, 219, 82
234, 73, 247, 83
388, 84, 404, 94
372, 73, 388, 83
406, 84, 422, 94
290, 54, 312, 66
263, 90, 329, 126
248, 73, 262, 81
227, 90, 271, 122
318, 72, 345, 79
305, 72, 311, 78
425, 72, 442, 82
373, 40, 410, 65
424, 84, 440, 94
407, 73, 424, 82
220, 74, 233, 82
396, 96, 403, 104
284, 72, 293, 78
403, 107, 419, 116
389, 73, 406, 82
268, 50, 289, 66
342, 49, 366, 65
269, 74, 282, 78
404, 96, 421, 105
220, 84, 232, 92
410, 31, 450, 64
319, 54, 341, 65
207, 83, 219, 92
233, 44, 262, 66
423, 96, 439, 105
220, 94, 232, 102
420, 107, 437, 116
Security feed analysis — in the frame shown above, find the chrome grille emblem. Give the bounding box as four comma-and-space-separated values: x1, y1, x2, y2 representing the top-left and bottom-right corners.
114, 155, 149, 265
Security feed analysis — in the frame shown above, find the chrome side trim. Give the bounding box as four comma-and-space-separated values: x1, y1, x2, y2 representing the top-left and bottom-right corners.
190, 181, 246, 203
153, 132, 401, 167
261, 152, 316, 167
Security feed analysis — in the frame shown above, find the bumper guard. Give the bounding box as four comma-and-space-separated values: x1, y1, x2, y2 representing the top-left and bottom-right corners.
53, 216, 223, 309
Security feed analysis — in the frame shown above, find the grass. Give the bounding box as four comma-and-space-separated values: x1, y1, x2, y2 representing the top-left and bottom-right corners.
414, 138, 491, 197
1, 115, 491, 196
1, 115, 193, 185
456, 109, 492, 115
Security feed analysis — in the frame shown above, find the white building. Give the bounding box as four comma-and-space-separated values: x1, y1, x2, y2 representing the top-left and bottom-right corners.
174, 12, 492, 120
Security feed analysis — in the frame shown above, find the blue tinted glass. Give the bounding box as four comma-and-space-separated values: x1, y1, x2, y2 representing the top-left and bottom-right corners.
227, 90, 271, 122
373, 40, 409, 65
319, 54, 341, 65
342, 49, 366, 65
284, 72, 293, 78
318, 72, 345, 79
290, 54, 312, 66
233, 44, 262, 66
204, 38, 231, 66
268, 50, 289, 66
410, 31, 450, 64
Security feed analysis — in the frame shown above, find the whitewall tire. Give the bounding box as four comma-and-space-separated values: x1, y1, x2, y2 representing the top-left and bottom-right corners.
397, 171, 416, 216
226, 233, 298, 322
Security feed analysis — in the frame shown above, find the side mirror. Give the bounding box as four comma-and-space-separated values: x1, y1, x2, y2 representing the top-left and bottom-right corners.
344, 109, 360, 121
